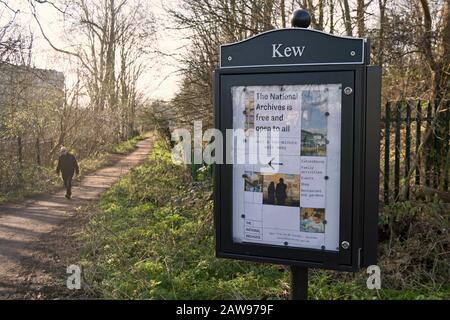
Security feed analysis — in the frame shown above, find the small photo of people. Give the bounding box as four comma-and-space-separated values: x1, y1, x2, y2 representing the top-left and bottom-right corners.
301, 90, 328, 156
300, 208, 325, 233
243, 171, 263, 192
263, 173, 300, 207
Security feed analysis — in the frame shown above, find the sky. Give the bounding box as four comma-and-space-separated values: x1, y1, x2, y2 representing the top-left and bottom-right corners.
2, 0, 185, 101
1, 0, 387, 102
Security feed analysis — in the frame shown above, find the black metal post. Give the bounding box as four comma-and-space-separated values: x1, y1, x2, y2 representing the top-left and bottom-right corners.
289, 266, 308, 300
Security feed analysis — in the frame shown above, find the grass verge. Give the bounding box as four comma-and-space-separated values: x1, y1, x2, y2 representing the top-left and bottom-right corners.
78, 139, 449, 299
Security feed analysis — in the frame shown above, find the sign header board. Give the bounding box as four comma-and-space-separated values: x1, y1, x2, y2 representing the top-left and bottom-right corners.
220, 29, 365, 68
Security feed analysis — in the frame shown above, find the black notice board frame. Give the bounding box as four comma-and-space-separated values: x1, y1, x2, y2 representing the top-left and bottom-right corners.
214, 31, 381, 272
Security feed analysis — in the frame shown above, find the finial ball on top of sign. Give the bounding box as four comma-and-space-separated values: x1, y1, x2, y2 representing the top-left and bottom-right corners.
291, 9, 311, 28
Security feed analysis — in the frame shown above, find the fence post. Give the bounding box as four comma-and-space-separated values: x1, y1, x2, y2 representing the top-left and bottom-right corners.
433, 99, 440, 189
444, 101, 450, 191
405, 102, 411, 199
415, 101, 422, 186
394, 102, 401, 201
383, 102, 391, 204
425, 102, 432, 187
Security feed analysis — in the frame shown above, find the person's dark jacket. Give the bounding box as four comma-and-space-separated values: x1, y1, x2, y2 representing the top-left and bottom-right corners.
56, 153, 79, 178
275, 182, 287, 203
267, 183, 275, 204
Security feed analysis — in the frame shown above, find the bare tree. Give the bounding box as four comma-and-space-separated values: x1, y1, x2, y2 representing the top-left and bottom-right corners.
0, 1, 26, 63
340, 0, 353, 36
29, 0, 155, 140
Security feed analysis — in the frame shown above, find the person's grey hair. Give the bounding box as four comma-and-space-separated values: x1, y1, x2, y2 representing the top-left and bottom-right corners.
60, 146, 68, 155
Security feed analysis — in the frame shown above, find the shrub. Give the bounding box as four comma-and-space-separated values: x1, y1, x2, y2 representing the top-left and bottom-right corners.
378, 201, 449, 290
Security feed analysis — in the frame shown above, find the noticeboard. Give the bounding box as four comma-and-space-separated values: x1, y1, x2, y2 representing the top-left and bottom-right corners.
214, 27, 381, 272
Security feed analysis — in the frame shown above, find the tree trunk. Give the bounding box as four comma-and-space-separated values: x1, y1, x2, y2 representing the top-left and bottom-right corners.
36, 137, 41, 166
341, 0, 353, 36
106, 0, 117, 110
263, 0, 274, 31
17, 136, 22, 167
377, 0, 387, 65
329, 0, 335, 34
356, 0, 365, 37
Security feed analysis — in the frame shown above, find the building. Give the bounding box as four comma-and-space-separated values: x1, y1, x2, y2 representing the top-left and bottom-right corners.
0, 63, 64, 106
0, 63, 64, 129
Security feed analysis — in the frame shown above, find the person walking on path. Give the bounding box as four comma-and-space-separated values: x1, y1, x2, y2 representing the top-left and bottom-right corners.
56, 146, 79, 199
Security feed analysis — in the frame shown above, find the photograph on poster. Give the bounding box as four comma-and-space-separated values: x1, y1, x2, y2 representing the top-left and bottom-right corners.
243, 171, 263, 192
301, 90, 328, 156
262, 173, 300, 207
300, 208, 326, 233
244, 90, 255, 134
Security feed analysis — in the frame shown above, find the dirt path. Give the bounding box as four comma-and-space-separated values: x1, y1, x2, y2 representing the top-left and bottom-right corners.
0, 138, 153, 299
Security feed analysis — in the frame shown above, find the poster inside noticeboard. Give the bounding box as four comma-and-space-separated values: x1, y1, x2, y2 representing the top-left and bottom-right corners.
231, 84, 342, 251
